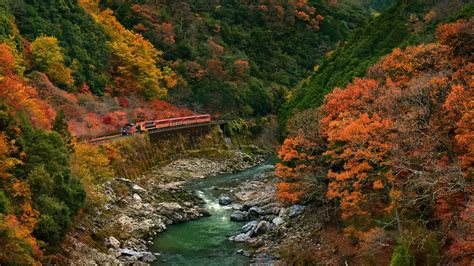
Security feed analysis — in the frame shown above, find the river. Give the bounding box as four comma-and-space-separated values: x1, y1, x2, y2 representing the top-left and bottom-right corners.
150, 160, 276, 265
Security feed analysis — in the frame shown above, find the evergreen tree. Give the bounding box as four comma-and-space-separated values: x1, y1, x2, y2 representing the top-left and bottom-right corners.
53, 109, 74, 154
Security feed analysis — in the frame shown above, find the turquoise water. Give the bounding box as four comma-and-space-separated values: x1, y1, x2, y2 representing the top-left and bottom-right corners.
151, 162, 275, 265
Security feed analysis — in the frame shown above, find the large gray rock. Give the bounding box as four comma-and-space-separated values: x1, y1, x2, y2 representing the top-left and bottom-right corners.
241, 202, 254, 211
233, 233, 251, 242
218, 194, 232, 205
248, 206, 265, 216
157, 202, 183, 216
289, 205, 303, 218
132, 193, 142, 202
118, 248, 141, 257
230, 211, 249, 221
132, 184, 146, 194
241, 221, 258, 233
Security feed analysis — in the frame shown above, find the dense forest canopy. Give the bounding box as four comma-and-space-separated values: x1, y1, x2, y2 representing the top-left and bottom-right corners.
276, 17, 473, 264
280, 0, 472, 127
99, 0, 371, 116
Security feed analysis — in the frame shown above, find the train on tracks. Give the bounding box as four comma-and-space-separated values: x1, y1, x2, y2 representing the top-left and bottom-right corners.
121, 114, 212, 135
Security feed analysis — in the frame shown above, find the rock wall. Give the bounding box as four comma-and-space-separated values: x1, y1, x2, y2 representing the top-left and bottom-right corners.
109, 125, 226, 179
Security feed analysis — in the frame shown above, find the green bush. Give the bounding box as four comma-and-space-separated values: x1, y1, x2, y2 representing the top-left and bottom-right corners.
390, 239, 414, 266
0, 191, 10, 214
33, 214, 62, 245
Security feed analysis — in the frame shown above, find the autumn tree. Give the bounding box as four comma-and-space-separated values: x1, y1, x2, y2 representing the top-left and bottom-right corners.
0, 214, 42, 264
276, 109, 327, 204
70, 143, 114, 210
30, 36, 74, 89
0, 43, 55, 129
79, 0, 177, 99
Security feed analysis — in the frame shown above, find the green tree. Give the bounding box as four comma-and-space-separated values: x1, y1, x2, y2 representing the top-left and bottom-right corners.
27, 166, 54, 197
53, 109, 74, 153
17, 118, 85, 247
0, 191, 9, 214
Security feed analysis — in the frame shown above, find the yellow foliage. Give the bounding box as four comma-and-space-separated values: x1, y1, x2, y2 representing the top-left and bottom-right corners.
30, 36, 74, 87
70, 143, 115, 209
79, 0, 177, 99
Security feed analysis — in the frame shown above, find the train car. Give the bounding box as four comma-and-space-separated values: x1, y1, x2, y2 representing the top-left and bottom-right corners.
155, 119, 171, 129
121, 123, 137, 135
121, 114, 212, 135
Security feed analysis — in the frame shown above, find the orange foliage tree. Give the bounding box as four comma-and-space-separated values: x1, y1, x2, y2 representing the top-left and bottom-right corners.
279, 19, 473, 261
0, 43, 55, 129
276, 109, 327, 205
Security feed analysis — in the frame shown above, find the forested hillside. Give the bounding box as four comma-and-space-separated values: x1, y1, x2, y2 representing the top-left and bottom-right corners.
276, 18, 473, 264
281, 0, 473, 125
100, 0, 371, 116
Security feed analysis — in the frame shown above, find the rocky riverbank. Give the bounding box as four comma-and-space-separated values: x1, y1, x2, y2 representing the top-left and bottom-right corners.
214, 166, 307, 264
62, 149, 265, 264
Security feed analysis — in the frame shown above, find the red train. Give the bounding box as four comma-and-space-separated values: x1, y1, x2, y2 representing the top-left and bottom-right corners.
121, 114, 212, 135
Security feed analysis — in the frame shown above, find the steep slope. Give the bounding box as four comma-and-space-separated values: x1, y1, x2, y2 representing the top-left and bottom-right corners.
101, 0, 372, 116
275, 18, 473, 264
281, 0, 472, 126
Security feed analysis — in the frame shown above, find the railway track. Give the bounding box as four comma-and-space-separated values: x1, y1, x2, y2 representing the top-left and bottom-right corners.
83, 120, 226, 145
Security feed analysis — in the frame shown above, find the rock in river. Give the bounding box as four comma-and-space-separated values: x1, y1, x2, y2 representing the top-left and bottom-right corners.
218, 194, 232, 205
230, 210, 249, 221
233, 233, 251, 242
241, 221, 258, 233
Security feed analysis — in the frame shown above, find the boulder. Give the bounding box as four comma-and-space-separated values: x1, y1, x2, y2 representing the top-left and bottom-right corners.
197, 208, 211, 217
218, 194, 232, 205
157, 202, 183, 216
117, 215, 134, 229
108, 236, 121, 249
132, 193, 142, 202
241, 202, 254, 211
233, 233, 251, 242
230, 211, 249, 221
118, 248, 141, 257
241, 221, 258, 233
132, 184, 146, 194
248, 206, 265, 216
255, 220, 271, 235
272, 217, 284, 226
289, 205, 303, 218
